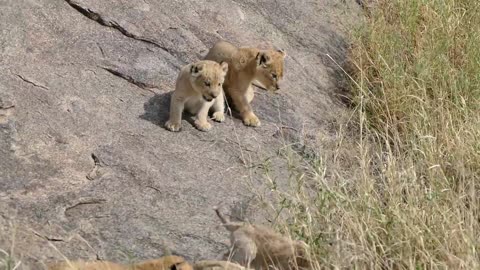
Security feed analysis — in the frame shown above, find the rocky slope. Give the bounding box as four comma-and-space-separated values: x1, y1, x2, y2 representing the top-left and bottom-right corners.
0, 0, 360, 268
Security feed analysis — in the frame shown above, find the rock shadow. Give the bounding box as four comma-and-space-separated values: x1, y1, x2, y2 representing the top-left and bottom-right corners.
139, 92, 172, 127
139, 92, 200, 129
317, 29, 355, 108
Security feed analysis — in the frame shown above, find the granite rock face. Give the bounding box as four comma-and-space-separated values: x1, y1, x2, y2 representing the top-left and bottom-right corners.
0, 0, 360, 268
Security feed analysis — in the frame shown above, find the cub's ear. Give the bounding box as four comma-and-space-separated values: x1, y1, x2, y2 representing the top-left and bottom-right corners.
190, 63, 203, 77
256, 51, 270, 67
277, 48, 287, 58
219, 61, 228, 74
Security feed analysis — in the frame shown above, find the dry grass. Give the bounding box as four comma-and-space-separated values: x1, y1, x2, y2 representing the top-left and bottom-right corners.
0, 224, 21, 270
260, 0, 480, 269
0, 250, 20, 270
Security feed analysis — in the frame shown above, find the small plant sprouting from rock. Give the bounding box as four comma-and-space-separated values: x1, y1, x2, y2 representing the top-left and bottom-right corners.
0, 249, 21, 270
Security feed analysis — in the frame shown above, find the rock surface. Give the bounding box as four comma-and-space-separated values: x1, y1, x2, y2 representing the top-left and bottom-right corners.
0, 0, 360, 268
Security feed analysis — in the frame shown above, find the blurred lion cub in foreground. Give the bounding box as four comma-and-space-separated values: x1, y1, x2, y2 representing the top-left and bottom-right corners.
193, 260, 252, 270
47, 255, 193, 270
213, 206, 312, 270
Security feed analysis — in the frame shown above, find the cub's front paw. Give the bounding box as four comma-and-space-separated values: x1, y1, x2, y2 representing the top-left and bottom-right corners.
212, 111, 225, 122
194, 120, 212, 132
243, 113, 261, 127
165, 120, 182, 132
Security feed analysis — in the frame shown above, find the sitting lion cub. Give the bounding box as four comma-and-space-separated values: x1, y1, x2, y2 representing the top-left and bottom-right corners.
204, 41, 286, 127
47, 255, 193, 270
165, 60, 228, 132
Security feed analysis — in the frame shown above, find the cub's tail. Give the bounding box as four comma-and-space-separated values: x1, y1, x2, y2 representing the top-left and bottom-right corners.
213, 206, 243, 231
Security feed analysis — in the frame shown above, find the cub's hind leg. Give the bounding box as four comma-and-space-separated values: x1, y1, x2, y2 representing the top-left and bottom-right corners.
228, 232, 257, 269
165, 93, 185, 132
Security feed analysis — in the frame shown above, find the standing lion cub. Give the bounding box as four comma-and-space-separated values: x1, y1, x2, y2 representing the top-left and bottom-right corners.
165, 60, 228, 132
204, 41, 286, 127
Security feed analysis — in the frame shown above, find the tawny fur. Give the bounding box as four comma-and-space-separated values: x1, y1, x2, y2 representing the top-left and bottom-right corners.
213, 207, 311, 270
204, 41, 286, 127
165, 60, 228, 132
47, 255, 193, 270
47, 261, 124, 270
193, 260, 252, 270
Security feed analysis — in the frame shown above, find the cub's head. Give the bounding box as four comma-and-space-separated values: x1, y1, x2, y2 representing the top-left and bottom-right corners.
255, 49, 286, 92
190, 60, 228, 102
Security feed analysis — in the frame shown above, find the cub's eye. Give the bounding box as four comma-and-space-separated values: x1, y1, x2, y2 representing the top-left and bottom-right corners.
272, 73, 278, 80
204, 81, 211, 87
218, 83, 221, 86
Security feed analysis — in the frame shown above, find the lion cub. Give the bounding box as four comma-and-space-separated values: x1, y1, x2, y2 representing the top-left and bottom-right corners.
213, 207, 311, 270
47, 255, 193, 270
204, 41, 286, 127
193, 260, 252, 270
165, 60, 228, 132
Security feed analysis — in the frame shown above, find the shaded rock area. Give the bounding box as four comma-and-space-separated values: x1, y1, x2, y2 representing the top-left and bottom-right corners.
0, 0, 361, 268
